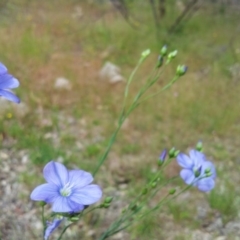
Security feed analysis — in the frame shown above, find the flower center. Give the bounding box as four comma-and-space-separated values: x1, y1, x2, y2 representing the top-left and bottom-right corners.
60, 183, 72, 197
193, 166, 202, 178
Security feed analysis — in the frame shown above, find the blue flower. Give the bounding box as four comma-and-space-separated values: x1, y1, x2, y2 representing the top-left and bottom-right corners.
30, 161, 102, 212
44, 218, 63, 240
176, 149, 216, 192
0, 62, 20, 103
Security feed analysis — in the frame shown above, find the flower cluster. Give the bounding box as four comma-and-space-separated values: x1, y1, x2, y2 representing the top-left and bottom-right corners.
177, 149, 216, 192
30, 161, 102, 213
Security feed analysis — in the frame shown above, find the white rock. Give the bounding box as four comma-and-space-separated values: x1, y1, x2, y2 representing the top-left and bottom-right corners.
54, 77, 72, 90
215, 236, 226, 240
229, 63, 240, 81
191, 230, 212, 240
72, 6, 83, 19
109, 74, 125, 84
99, 62, 125, 84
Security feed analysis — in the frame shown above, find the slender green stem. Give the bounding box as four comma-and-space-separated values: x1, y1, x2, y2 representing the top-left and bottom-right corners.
138, 75, 179, 104
57, 224, 72, 240
124, 59, 143, 99
93, 120, 123, 176
93, 61, 178, 176
140, 184, 192, 220
41, 205, 46, 239
93, 57, 145, 176
81, 206, 100, 216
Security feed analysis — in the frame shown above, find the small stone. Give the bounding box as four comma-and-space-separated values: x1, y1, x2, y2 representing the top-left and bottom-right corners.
72, 6, 83, 19
224, 221, 240, 235
215, 236, 226, 240
54, 77, 72, 90
99, 62, 124, 84
86, 229, 95, 237
191, 230, 212, 240
207, 216, 223, 232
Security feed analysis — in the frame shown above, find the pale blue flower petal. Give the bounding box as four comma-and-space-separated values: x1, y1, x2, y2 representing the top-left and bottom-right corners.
0, 74, 19, 89
0, 89, 20, 103
51, 196, 73, 212
197, 178, 215, 192
43, 161, 69, 187
0, 63, 7, 75
31, 161, 102, 213
69, 170, 93, 189
51, 197, 85, 213
180, 169, 195, 185
176, 153, 193, 168
44, 218, 62, 240
70, 185, 102, 205
189, 149, 206, 166
67, 200, 85, 213
30, 183, 59, 203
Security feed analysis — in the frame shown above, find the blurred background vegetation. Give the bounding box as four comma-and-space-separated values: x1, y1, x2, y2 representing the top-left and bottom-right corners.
0, 0, 240, 239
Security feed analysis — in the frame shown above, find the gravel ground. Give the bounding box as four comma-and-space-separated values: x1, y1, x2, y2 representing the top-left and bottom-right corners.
1, 146, 240, 240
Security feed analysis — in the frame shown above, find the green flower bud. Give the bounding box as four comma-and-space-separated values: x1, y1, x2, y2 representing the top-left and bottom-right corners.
204, 168, 211, 174
104, 197, 113, 204
103, 203, 111, 208
169, 189, 176, 195
173, 150, 180, 158
176, 65, 188, 76
156, 55, 164, 68
151, 182, 157, 188
169, 147, 176, 158
39, 201, 46, 207
204, 168, 212, 177
160, 45, 168, 57
129, 203, 138, 211
70, 217, 79, 222
194, 166, 202, 178
141, 49, 151, 59
196, 141, 203, 152
167, 50, 178, 61
141, 188, 148, 195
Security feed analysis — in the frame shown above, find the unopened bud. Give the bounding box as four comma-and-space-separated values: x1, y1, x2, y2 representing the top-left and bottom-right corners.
194, 166, 202, 178
156, 55, 164, 68
204, 168, 212, 177
103, 203, 111, 208
70, 217, 79, 222
104, 197, 113, 204
158, 149, 167, 165
151, 182, 157, 188
130, 204, 138, 211
173, 150, 180, 157
141, 188, 148, 195
196, 141, 203, 152
176, 65, 188, 76
141, 49, 151, 59
128, 203, 138, 211
167, 50, 178, 61
169, 147, 179, 158
39, 201, 46, 207
160, 45, 168, 56
169, 189, 176, 195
